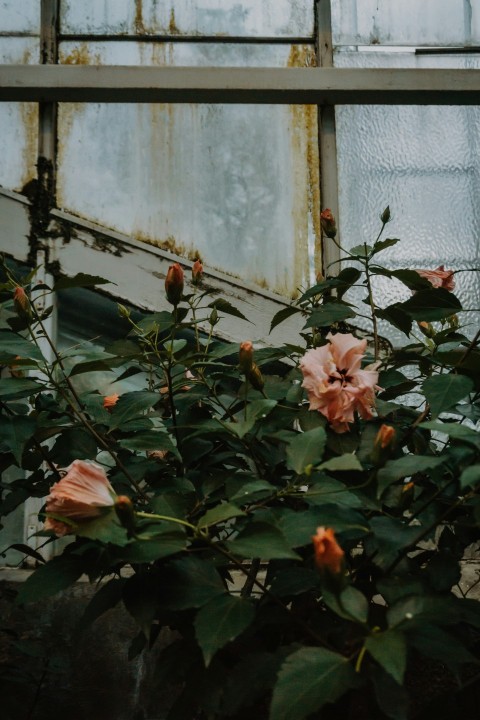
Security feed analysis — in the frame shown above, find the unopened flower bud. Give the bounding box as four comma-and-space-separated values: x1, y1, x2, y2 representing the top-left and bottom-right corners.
312, 526, 344, 574
118, 303, 131, 319
114, 495, 136, 535
447, 314, 459, 329
239, 340, 254, 374
320, 209, 337, 239
13, 286, 31, 318
380, 206, 391, 224
417, 321, 435, 338
103, 393, 119, 411
374, 424, 395, 449
192, 259, 203, 285
209, 308, 219, 326
247, 363, 264, 392
165, 263, 184, 306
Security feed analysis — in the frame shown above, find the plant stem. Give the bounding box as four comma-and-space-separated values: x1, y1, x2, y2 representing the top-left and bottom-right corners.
363, 246, 379, 361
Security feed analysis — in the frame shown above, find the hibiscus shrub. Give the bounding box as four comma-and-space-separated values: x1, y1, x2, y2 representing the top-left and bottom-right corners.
1, 210, 480, 719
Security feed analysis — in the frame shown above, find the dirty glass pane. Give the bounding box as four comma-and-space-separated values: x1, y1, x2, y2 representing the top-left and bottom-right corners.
0, 38, 39, 192
335, 50, 480, 344
0, 0, 40, 34
60, 0, 315, 37
331, 0, 478, 47
57, 42, 320, 297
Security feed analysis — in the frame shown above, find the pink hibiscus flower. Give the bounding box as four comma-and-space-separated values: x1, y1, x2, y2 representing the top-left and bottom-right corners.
299, 333, 379, 433
414, 265, 455, 291
44, 460, 116, 536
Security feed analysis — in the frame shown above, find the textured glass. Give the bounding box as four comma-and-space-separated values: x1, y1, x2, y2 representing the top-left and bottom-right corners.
0, 0, 40, 34
0, 38, 39, 192
331, 0, 479, 47
57, 42, 320, 297
335, 50, 480, 344
60, 0, 314, 37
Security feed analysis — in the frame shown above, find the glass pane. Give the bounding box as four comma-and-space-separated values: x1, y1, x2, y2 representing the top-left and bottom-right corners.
335, 51, 480, 344
331, 0, 478, 47
57, 42, 320, 297
60, 0, 314, 37
0, 37, 39, 192
0, 0, 40, 34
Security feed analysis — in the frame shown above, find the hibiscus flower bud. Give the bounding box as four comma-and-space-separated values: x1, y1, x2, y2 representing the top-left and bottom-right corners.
374, 424, 395, 449
247, 363, 265, 392
417, 321, 435, 338
380, 206, 391, 224
114, 495, 136, 535
13, 286, 31, 318
320, 209, 337, 239
192, 259, 203, 285
239, 341, 254, 374
165, 263, 184, 306
118, 303, 131, 319
103, 393, 119, 411
312, 527, 344, 574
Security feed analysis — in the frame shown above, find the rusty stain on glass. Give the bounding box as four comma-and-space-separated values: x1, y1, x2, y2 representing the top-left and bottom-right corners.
56, 38, 320, 298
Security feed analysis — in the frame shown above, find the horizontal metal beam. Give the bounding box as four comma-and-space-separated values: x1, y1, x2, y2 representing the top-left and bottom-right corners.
1, 65, 479, 104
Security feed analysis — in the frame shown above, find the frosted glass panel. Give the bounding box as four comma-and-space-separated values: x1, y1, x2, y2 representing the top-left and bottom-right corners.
60, 0, 315, 37
335, 51, 480, 343
0, 38, 39, 192
332, 0, 480, 47
57, 42, 320, 297
0, 0, 40, 34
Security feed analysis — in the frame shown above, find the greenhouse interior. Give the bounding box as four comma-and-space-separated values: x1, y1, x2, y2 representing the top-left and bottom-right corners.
0, 1, 480, 718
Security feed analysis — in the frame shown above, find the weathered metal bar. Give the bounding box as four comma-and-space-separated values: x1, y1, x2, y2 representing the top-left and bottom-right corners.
59, 34, 315, 45
1, 65, 479, 104
316, 0, 340, 275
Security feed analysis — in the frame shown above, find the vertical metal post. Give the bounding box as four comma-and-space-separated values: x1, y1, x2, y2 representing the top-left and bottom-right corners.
315, 0, 341, 274
23, 0, 60, 563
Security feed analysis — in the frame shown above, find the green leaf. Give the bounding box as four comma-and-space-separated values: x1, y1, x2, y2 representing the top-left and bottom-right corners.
108, 391, 160, 430
115, 530, 186, 563
377, 455, 445, 497
323, 586, 369, 624
197, 502, 246, 529
365, 630, 407, 685
50, 428, 98, 465
194, 594, 254, 666
319, 454, 363, 472
420, 421, 480, 447
286, 427, 327, 475
164, 556, 225, 610
227, 399, 277, 439
227, 522, 300, 560
0, 415, 36, 464
400, 287, 462, 322
422, 374, 473, 417
54, 273, 112, 290
303, 303, 355, 329
269, 567, 320, 597
459, 464, 480, 490
123, 572, 159, 638
208, 298, 249, 322
371, 238, 400, 256
119, 430, 179, 458
70, 508, 129, 546
78, 577, 126, 631
68, 358, 119, 378
0, 377, 44, 400
17, 555, 84, 604
375, 305, 412, 336
409, 624, 478, 672
368, 516, 420, 570
270, 306, 301, 333
270, 647, 357, 720
0, 330, 44, 361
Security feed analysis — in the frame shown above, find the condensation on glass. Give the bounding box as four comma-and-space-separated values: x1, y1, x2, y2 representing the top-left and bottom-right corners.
56, 40, 321, 298
60, 0, 315, 37
0, 0, 39, 193
331, 0, 480, 47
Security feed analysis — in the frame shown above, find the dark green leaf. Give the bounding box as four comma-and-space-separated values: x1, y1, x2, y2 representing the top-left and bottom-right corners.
375, 305, 412, 336
270, 306, 301, 333
0, 377, 44, 400
50, 428, 98, 465
208, 298, 249, 322
371, 238, 400, 256
17, 555, 84, 604
400, 287, 462, 322
459, 464, 480, 490
0, 415, 36, 464
303, 303, 355, 329
0, 330, 44, 361
269, 567, 320, 597
198, 502, 245, 529
270, 647, 357, 720
54, 273, 112, 290
422, 374, 473, 417
371, 665, 408, 720
194, 594, 254, 666
319, 454, 363, 472
108, 391, 160, 430
409, 624, 478, 672
323, 586, 368, 624
377, 455, 445, 497
227, 522, 300, 560
78, 577, 126, 631
365, 630, 406, 685
164, 556, 225, 610
420, 421, 480, 448
286, 427, 327, 474
115, 530, 186, 563
119, 430, 179, 458
123, 572, 159, 638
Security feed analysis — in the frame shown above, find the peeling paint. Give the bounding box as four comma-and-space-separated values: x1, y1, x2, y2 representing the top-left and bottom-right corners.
134, 0, 146, 35
135, 232, 201, 262
168, 8, 179, 35
19, 102, 38, 190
